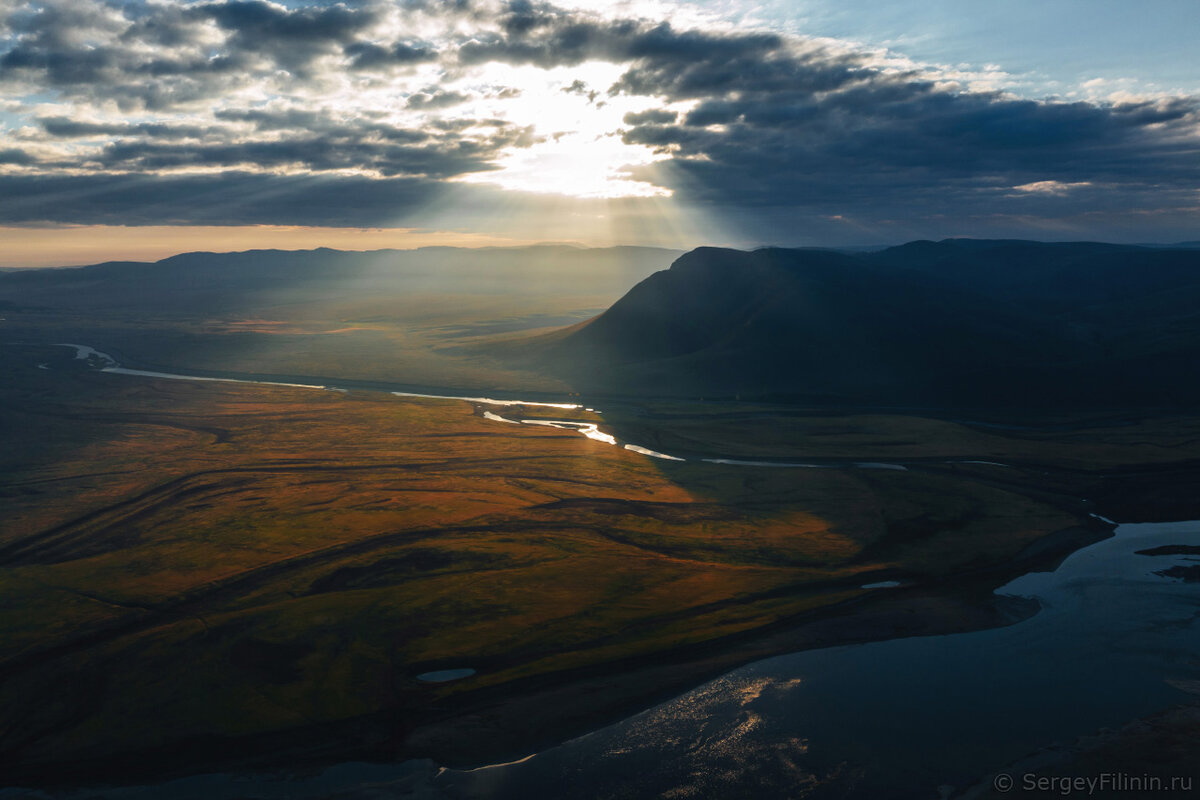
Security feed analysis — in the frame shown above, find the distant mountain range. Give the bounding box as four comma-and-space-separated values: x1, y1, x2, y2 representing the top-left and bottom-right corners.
0, 245, 682, 312
518, 240, 1200, 410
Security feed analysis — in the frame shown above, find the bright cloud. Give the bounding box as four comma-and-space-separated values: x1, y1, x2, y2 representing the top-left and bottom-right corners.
1011, 181, 1094, 196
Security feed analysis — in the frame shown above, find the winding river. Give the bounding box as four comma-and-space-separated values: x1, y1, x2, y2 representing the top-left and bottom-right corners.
46, 343, 921, 471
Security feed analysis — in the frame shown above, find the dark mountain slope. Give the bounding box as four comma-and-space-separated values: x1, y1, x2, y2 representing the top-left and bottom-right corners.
529, 240, 1200, 409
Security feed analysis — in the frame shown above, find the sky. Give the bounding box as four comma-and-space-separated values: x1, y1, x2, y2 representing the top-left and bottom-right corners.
1, 0, 1198, 266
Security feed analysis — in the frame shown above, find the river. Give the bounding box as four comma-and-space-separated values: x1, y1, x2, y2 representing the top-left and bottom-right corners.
45, 343, 919, 470
22, 343, 1199, 798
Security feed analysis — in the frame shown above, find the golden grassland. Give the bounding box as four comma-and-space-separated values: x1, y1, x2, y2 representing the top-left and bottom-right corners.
3, 341, 1198, 779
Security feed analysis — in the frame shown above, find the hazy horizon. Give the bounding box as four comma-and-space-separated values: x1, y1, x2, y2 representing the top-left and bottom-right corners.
9, 234, 1200, 270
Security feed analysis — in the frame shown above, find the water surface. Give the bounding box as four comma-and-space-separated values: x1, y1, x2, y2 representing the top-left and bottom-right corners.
20, 521, 1198, 800
435, 520, 1199, 799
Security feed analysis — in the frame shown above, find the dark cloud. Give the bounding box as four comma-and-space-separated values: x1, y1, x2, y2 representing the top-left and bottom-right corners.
618, 78, 1200, 215
195, 0, 377, 75
118, 1, 211, 49
199, 0, 370, 41
92, 133, 518, 177
456, 6, 782, 71
431, 116, 512, 132
611, 39, 860, 99
0, 0, 542, 186
0, 146, 35, 164
344, 40, 437, 70
0, 170, 455, 226
57, 109, 537, 178
33, 108, 533, 181
607, 29, 1200, 224
212, 108, 423, 142
0, 0, 384, 108
0, 0, 239, 109
38, 116, 210, 139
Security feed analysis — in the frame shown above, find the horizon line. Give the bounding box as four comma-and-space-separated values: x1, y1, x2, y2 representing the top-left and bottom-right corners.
6, 236, 1200, 271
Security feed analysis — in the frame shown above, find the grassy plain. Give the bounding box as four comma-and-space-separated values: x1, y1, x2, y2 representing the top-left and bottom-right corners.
4, 338, 1178, 783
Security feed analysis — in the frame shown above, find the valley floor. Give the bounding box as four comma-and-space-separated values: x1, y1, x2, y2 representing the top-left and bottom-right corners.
2, 341, 1200, 787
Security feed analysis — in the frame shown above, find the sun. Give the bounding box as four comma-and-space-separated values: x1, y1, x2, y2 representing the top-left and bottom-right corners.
449, 62, 675, 199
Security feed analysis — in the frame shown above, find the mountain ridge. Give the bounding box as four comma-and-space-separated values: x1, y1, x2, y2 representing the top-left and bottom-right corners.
518, 239, 1200, 409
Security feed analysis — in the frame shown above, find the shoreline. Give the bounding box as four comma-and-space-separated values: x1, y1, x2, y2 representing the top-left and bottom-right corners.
405, 521, 1109, 771
3, 521, 1112, 792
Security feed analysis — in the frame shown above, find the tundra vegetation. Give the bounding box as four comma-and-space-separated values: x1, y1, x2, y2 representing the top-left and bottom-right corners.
2, 244, 1200, 782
